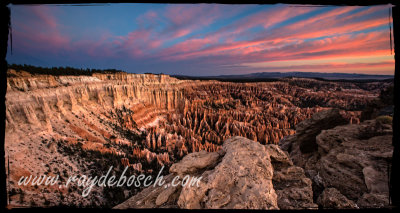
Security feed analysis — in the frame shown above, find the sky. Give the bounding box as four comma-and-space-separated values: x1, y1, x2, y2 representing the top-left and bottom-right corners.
6, 3, 395, 76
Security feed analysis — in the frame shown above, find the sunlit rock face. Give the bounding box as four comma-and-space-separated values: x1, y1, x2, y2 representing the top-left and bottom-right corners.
114, 136, 318, 210
5, 70, 389, 207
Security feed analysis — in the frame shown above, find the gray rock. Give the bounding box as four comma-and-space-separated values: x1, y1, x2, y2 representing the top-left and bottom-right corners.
285, 112, 393, 209
169, 150, 221, 176
114, 136, 317, 209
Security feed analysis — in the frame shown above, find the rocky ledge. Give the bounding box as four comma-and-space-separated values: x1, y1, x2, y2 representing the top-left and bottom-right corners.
115, 109, 393, 209
280, 109, 393, 209
114, 136, 317, 209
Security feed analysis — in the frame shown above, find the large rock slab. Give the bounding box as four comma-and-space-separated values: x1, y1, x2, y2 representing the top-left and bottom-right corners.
169, 150, 221, 176
314, 120, 392, 208
114, 136, 317, 209
280, 110, 393, 209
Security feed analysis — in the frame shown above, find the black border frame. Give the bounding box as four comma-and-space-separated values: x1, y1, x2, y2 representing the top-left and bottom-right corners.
1, 0, 398, 211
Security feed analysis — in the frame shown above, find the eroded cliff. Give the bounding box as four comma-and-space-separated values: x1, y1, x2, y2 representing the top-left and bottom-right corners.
5, 69, 387, 207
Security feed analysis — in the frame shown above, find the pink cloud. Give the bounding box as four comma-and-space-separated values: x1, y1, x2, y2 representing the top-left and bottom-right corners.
30, 6, 58, 28
340, 5, 390, 22
207, 6, 316, 43
171, 28, 192, 39
165, 29, 391, 67
285, 6, 360, 30
9, 4, 393, 76
263, 6, 389, 43
156, 37, 218, 58
243, 60, 395, 75
161, 4, 249, 41
136, 10, 161, 29
154, 5, 389, 63
143, 10, 158, 20
165, 4, 217, 27
161, 5, 390, 63
13, 29, 70, 55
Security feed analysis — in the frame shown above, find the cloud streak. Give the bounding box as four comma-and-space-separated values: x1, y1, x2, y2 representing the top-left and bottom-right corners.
7, 4, 394, 75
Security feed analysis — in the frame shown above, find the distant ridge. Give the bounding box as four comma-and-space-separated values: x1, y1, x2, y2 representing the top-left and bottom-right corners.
173, 71, 394, 82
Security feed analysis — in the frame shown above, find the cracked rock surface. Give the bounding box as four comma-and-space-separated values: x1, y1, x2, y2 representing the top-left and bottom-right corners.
280, 109, 393, 209
114, 136, 317, 209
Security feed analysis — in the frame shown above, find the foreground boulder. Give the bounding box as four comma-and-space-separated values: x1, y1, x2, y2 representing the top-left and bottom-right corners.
280, 109, 393, 208
114, 136, 317, 209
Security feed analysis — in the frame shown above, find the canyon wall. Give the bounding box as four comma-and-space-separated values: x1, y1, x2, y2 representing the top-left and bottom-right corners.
5, 70, 384, 207
6, 72, 190, 130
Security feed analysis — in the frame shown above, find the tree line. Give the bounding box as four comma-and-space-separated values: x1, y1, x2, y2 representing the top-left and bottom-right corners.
7, 63, 126, 76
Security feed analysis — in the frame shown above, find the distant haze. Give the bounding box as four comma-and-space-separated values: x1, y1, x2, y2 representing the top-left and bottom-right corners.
209, 71, 394, 79
6, 3, 395, 76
